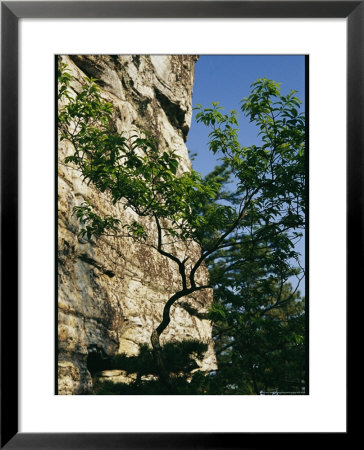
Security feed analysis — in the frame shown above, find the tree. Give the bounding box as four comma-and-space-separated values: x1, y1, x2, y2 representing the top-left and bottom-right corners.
199, 80, 306, 393
208, 267, 305, 394
58, 60, 306, 393
205, 203, 306, 394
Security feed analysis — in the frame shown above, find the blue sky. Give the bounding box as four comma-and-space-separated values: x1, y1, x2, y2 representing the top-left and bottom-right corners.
187, 55, 305, 174
186, 55, 306, 295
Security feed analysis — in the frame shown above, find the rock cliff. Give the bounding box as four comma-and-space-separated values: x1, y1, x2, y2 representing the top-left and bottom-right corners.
57, 55, 217, 394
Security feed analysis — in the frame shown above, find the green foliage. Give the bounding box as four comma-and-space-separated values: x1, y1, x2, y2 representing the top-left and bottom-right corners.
210, 277, 306, 394
94, 372, 212, 395
89, 340, 210, 395
109, 340, 208, 376
73, 203, 121, 239
194, 77, 306, 394
57, 62, 72, 101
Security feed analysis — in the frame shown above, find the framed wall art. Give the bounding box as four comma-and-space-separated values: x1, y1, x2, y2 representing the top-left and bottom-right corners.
1, 1, 354, 447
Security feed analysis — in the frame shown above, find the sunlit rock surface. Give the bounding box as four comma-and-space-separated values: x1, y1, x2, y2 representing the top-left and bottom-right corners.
57, 55, 217, 394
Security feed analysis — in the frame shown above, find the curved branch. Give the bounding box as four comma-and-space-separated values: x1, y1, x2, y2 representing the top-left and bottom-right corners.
189, 188, 258, 288
155, 285, 211, 336
154, 215, 188, 291
150, 284, 210, 393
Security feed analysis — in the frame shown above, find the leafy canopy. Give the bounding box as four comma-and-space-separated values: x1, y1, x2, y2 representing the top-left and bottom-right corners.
59, 65, 305, 254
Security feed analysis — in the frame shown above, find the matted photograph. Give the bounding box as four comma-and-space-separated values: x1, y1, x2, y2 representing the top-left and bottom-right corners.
57, 54, 307, 395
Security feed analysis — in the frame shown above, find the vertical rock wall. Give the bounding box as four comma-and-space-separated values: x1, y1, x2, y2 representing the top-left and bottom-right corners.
57, 55, 217, 394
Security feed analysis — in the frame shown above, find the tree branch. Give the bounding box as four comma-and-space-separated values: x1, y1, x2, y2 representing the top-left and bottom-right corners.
154, 215, 187, 291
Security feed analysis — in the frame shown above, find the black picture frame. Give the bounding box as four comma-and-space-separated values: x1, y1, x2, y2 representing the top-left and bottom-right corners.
1, 1, 354, 448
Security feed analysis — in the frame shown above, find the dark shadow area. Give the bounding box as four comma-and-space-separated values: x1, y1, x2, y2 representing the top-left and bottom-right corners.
87, 340, 214, 395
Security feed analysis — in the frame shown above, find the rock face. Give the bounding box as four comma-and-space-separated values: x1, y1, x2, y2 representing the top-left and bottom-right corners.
57, 55, 217, 395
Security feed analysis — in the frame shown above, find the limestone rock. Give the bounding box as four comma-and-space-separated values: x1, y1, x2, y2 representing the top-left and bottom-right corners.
58, 55, 217, 394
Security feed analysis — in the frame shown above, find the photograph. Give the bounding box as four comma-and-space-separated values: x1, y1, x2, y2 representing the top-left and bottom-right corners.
57, 54, 307, 396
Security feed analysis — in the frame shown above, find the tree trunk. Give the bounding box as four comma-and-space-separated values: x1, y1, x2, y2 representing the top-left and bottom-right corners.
151, 329, 175, 393
150, 287, 206, 393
